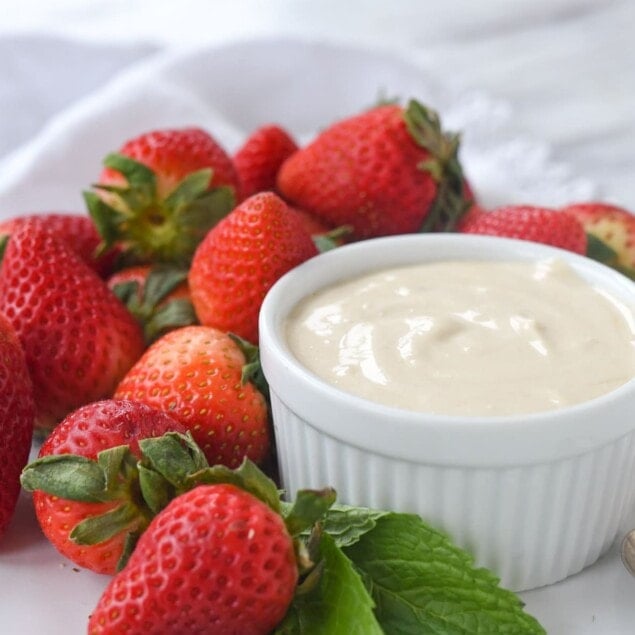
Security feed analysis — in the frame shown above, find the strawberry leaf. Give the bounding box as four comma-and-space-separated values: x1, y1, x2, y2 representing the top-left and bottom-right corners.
0, 234, 9, 264
147, 299, 198, 342
70, 501, 141, 546
138, 464, 173, 515
187, 457, 281, 513
20, 454, 108, 503
403, 99, 470, 232
85, 154, 235, 266
229, 333, 270, 400
142, 266, 189, 307
117, 531, 142, 572
164, 168, 213, 210
97, 445, 135, 492
284, 488, 337, 537
138, 431, 208, 488
102, 153, 157, 198
586, 232, 619, 264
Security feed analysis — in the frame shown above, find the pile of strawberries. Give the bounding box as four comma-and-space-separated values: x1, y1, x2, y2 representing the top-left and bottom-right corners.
1, 96, 634, 634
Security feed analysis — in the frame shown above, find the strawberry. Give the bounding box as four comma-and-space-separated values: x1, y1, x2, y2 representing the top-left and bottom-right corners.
233, 124, 299, 198
460, 204, 587, 254
88, 483, 299, 635
277, 99, 471, 239
0, 226, 145, 435
562, 202, 635, 277
0, 212, 118, 277
189, 192, 318, 343
0, 311, 34, 539
20, 399, 187, 574
107, 264, 197, 344
114, 325, 270, 468
84, 127, 240, 266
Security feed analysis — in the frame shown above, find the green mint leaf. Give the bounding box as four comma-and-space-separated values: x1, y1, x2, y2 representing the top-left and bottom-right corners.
344, 513, 546, 635
275, 532, 383, 634
320, 503, 389, 548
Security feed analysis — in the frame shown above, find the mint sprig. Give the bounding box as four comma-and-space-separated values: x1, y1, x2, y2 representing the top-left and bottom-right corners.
275, 532, 383, 634
282, 506, 545, 634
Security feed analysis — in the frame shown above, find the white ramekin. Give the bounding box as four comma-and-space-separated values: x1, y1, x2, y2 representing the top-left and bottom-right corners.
259, 234, 635, 591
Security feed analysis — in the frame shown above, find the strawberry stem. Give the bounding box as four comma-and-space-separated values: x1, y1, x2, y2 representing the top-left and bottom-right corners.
403, 100, 471, 232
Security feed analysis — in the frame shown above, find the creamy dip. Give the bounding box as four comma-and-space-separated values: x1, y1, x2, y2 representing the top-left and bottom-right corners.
285, 259, 635, 416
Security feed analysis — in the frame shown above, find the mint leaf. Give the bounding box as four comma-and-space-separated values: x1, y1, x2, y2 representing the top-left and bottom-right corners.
320, 503, 389, 548
344, 513, 546, 635
275, 532, 383, 634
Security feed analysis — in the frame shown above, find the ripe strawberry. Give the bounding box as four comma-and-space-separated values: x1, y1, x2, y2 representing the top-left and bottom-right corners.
0, 212, 118, 277
114, 325, 270, 468
88, 483, 299, 635
277, 99, 471, 239
233, 124, 299, 198
20, 399, 186, 574
0, 311, 34, 539
454, 203, 486, 231
562, 202, 635, 277
0, 226, 145, 434
84, 127, 240, 266
189, 192, 318, 343
460, 204, 587, 254
107, 264, 197, 344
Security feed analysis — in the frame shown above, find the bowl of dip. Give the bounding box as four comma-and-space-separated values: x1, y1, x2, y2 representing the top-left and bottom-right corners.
258, 234, 635, 591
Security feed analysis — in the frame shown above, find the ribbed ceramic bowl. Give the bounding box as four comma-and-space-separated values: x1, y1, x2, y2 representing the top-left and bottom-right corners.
259, 234, 635, 591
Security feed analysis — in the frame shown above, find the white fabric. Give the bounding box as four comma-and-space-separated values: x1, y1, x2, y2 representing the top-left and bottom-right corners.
0, 38, 598, 217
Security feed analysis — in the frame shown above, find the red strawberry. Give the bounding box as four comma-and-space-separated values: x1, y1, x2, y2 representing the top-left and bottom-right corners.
562, 202, 635, 277
233, 124, 299, 198
114, 325, 270, 468
88, 483, 298, 635
84, 127, 240, 266
189, 192, 318, 343
455, 203, 486, 231
21, 399, 186, 574
0, 226, 145, 434
0, 311, 34, 539
460, 205, 587, 254
0, 212, 118, 277
107, 264, 197, 344
277, 100, 470, 239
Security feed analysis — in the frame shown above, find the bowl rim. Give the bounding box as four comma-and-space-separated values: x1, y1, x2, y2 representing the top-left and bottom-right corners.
259, 234, 635, 466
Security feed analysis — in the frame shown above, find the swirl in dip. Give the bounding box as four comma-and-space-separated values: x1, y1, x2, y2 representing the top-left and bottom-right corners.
285, 258, 635, 416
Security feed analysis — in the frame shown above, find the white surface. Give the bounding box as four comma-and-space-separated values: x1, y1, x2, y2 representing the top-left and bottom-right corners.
0, 3, 634, 632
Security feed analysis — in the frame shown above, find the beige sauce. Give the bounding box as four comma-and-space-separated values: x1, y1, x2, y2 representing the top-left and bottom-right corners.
285, 259, 635, 416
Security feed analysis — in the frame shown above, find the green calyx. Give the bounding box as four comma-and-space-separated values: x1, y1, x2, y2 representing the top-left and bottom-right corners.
403, 99, 471, 232
112, 265, 198, 344
20, 431, 334, 571
84, 153, 236, 267
585, 232, 635, 280
229, 332, 271, 402
20, 445, 150, 569
311, 225, 353, 253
